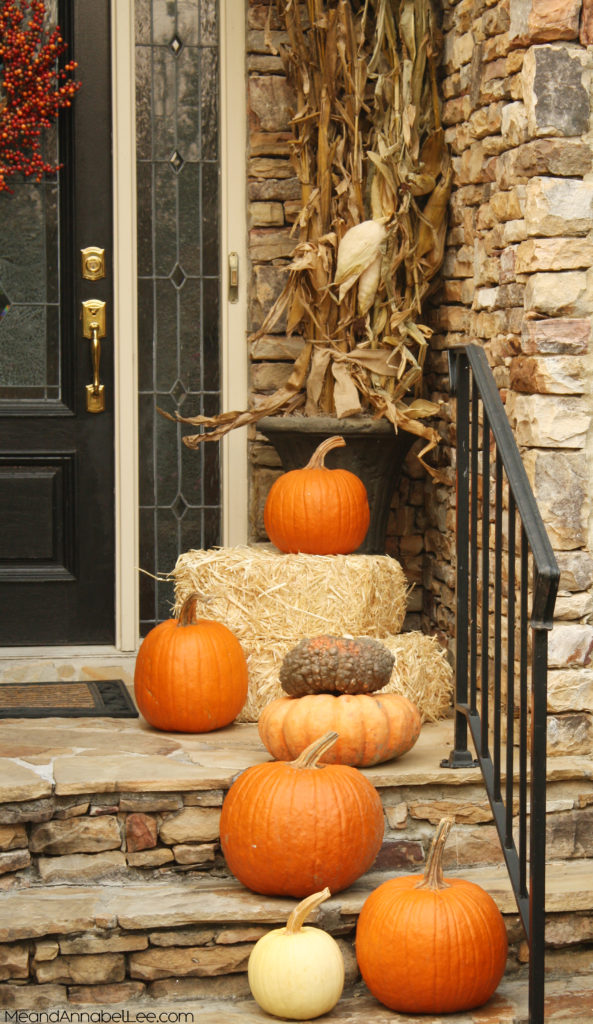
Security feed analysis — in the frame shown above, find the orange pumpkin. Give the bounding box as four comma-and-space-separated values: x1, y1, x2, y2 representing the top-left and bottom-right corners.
220, 732, 384, 897
264, 435, 370, 554
258, 692, 421, 767
356, 817, 508, 1013
134, 593, 248, 733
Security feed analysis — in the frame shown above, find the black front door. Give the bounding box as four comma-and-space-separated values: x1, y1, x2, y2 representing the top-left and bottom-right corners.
0, 0, 114, 645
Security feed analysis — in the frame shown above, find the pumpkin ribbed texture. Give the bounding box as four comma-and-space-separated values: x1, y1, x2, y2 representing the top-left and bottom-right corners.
133, 596, 248, 732
264, 436, 370, 554
258, 693, 421, 767
356, 818, 508, 1013
220, 732, 384, 897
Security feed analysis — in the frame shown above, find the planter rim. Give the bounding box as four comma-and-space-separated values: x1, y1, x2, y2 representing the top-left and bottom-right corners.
258, 414, 405, 437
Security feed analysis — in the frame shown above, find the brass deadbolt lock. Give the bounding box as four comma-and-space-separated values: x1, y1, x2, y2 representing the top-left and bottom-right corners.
81, 246, 106, 281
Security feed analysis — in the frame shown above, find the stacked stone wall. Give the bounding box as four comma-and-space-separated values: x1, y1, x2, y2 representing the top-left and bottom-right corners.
422, 0, 593, 758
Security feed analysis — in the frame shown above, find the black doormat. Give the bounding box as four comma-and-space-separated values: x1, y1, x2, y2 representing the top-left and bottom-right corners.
0, 679, 139, 719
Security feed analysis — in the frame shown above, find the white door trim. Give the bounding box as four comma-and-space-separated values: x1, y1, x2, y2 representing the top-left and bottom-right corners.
220, 0, 249, 546
112, 0, 139, 652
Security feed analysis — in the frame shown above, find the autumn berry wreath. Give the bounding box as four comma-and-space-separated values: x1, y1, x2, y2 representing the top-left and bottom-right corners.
0, 0, 79, 193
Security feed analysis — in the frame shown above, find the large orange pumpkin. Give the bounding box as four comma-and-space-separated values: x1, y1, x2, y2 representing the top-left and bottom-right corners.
258, 692, 421, 767
263, 435, 370, 554
220, 731, 384, 897
356, 817, 508, 1013
134, 593, 248, 732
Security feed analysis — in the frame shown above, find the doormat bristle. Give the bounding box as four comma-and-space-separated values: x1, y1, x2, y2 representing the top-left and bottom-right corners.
0, 680, 138, 719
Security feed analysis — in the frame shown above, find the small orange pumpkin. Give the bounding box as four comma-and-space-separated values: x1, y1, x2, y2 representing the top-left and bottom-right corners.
264, 435, 370, 554
133, 593, 248, 733
356, 817, 508, 1013
220, 731, 385, 897
258, 692, 421, 767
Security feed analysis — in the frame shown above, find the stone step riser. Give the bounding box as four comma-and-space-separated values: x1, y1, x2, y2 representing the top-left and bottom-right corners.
1, 901, 593, 1010
1, 856, 593, 1010
2, 775, 593, 885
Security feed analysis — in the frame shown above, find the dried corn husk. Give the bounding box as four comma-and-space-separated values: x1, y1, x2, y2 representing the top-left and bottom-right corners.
334, 219, 387, 303
165, 0, 452, 479
357, 253, 382, 314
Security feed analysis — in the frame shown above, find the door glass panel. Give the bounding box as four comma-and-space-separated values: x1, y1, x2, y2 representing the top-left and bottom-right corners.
136, 0, 222, 634
0, 4, 63, 407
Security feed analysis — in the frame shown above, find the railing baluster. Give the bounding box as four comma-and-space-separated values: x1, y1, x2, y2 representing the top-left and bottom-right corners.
493, 451, 503, 803
448, 345, 559, 1024
519, 526, 529, 901
505, 493, 516, 849
530, 620, 549, 1024
481, 410, 490, 756
443, 351, 477, 768
470, 384, 479, 714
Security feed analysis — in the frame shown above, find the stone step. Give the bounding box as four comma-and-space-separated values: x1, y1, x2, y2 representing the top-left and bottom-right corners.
2, 859, 593, 945
1, 714, 592, 1015
2, 979, 593, 1023
1, 861, 592, 1001
2, 717, 592, 886
1, 864, 593, 1017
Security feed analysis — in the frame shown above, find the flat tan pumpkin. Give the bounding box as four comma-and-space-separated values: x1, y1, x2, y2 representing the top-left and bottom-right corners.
258, 692, 421, 767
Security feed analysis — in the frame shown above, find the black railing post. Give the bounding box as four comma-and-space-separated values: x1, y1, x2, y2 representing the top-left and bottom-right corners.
529, 625, 550, 1024
443, 350, 477, 768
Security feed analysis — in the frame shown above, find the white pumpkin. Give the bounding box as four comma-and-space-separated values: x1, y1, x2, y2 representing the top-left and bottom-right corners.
247, 887, 345, 1020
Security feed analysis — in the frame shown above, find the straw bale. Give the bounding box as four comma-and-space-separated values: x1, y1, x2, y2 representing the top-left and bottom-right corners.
171, 547, 452, 724
236, 632, 453, 724
172, 546, 407, 641
379, 633, 454, 723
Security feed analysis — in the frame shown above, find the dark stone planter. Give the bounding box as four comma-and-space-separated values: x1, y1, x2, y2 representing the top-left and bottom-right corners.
258, 415, 416, 555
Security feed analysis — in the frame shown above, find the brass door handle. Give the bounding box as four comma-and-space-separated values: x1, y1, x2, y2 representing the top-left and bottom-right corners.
81, 299, 106, 413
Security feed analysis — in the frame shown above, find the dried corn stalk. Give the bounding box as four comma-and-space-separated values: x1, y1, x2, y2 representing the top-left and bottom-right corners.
164, 0, 452, 474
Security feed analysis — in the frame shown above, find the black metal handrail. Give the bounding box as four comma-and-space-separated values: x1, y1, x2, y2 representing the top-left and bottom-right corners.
445, 345, 559, 1024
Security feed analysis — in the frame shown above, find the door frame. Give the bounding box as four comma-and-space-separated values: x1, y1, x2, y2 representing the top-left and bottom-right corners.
4, 0, 248, 657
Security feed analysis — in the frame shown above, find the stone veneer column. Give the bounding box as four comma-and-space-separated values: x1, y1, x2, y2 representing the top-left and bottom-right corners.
424, 0, 593, 755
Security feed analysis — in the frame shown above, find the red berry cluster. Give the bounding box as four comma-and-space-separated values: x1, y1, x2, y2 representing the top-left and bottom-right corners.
0, 0, 80, 193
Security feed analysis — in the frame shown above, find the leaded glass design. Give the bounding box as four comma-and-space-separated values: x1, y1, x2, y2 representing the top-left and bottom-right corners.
0, 0, 63, 405
136, 0, 222, 633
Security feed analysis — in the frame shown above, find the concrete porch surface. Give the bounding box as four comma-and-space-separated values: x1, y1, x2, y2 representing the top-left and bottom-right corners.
1, 671, 592, 1022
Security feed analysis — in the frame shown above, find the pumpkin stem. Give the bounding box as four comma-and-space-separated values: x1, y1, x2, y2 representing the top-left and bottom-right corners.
304, 435, 346, 469
177, 592, 202, 627
291, 731, 339, 768
415, 816, 453, 891
285, 887, 332, 934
